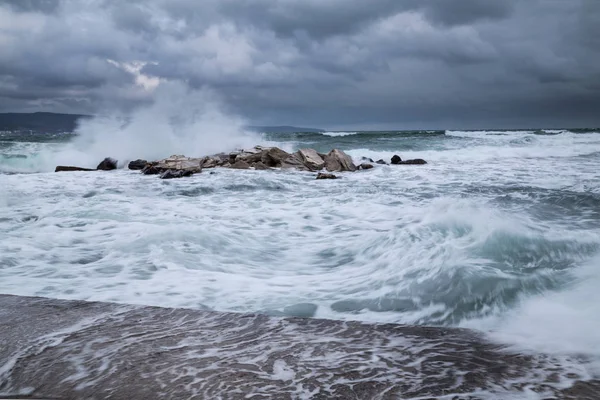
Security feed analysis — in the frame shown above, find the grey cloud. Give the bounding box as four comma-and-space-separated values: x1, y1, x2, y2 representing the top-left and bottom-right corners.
423, 0, 514, 27
0, 0, 598, 129
0, 0, 59, 13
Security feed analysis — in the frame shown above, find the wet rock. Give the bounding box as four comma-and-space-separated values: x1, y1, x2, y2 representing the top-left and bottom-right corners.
201, 156, 222, 169
283, 303, 318, 318
398, 159, 427, 165
358, 163, 374, 170
253, 161, 269, 170
324, 149, 356, 172
282, 153, 310, 171
362, 157, 374, 163
127, 159, 147, 170
159, 169, 194, 179
55, 166, 96, 172
152, 155, 203, 174
232, 146, 267, 164
230, 160, 251, 169
316, 172, 338, 180
261, 147, 290, 167
96, 157, 118, 171
141, 164, 161, 175
298, 148, 325, 171
376, 159, 387, 165
391, 155, 402, 165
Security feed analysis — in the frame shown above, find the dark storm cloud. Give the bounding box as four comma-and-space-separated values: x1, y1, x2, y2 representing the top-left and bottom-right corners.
423, 0, 514, 27
0, 0, 598, 129
0, 0, 59, 14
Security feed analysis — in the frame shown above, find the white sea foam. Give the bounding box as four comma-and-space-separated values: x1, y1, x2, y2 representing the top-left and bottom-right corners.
471, 254, 600, 360
320, 131, 358, 137
445, 130, 536, 138
1, 92, 600, 371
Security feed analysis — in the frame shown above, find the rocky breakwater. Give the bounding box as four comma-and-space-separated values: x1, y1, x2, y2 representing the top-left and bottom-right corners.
54, 147, 426, 180
142, 147, 361, 179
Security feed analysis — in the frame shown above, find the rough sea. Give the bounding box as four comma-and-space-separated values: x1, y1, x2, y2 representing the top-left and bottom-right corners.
2, 115, 600, 398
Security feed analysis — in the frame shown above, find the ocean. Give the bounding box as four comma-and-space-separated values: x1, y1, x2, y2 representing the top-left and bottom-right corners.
1, 123, 600, 398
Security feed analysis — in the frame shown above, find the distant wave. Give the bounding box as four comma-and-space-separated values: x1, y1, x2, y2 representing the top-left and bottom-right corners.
445, 130, 536, 138
321, 131, 359, 137
446, 129, 600, 138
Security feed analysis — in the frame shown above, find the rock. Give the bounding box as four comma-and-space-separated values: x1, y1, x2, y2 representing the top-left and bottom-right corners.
230, 160, 251, 169
324, 149, 356, 172
391, 155, 402, 165
376, 159, 387, 165
358, 163, 374, 170
232, 146, 266, 164
253, 161, 269, 170
96, 157, 118, 171
261, 147, 290, 167
55, 166, 96, 172
159, 169, 194, 179
398, 159, 427, 165
361, 157, 374, 163
201, 156, 220, 169
316, 172, 338, 180
127, 159, 147, 170
298, 148, 325, 171
281, 153, 310, 171
151, 155, 203, 174
141, 164, 161, 175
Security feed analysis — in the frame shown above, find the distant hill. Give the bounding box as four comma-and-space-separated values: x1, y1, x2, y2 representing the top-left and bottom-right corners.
247, 125, 325, 133
0, 112, 91, 132
0, 113, 324, 134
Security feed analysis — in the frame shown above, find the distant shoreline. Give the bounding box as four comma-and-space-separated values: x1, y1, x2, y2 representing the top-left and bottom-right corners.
0, 112, 325, 134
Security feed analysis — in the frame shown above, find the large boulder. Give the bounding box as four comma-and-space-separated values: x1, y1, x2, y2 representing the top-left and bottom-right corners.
261, 147, 290, 167
55, 166, 96, 172
151, 155, 203, 174
391, 155, 402, 165
159, 169, 194, 179
141, 163, 160, 175
398, 159, 427, 165
231, 146, 267, 164
230, 160, 251, 169
281, 153, 310, 171
97, 157, 118, 170
324, 149, 356, 172
201, 156, 222, 169
316, 172, 338, 180
298, 148, 325, 171
253, 161, 269, 170
127, 159, 147, 170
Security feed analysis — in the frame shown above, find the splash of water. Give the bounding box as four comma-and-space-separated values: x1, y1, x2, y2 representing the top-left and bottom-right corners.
7, 82, 271, 172
474, 253, 600, 361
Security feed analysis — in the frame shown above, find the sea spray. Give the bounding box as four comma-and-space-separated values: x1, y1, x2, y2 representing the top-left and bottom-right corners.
1, 82, 279, 172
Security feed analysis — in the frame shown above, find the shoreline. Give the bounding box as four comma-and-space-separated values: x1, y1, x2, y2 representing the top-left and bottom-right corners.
1, 294, 598, 399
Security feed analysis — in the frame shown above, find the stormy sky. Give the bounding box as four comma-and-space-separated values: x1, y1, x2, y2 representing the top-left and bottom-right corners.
0, 0, 598, 129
